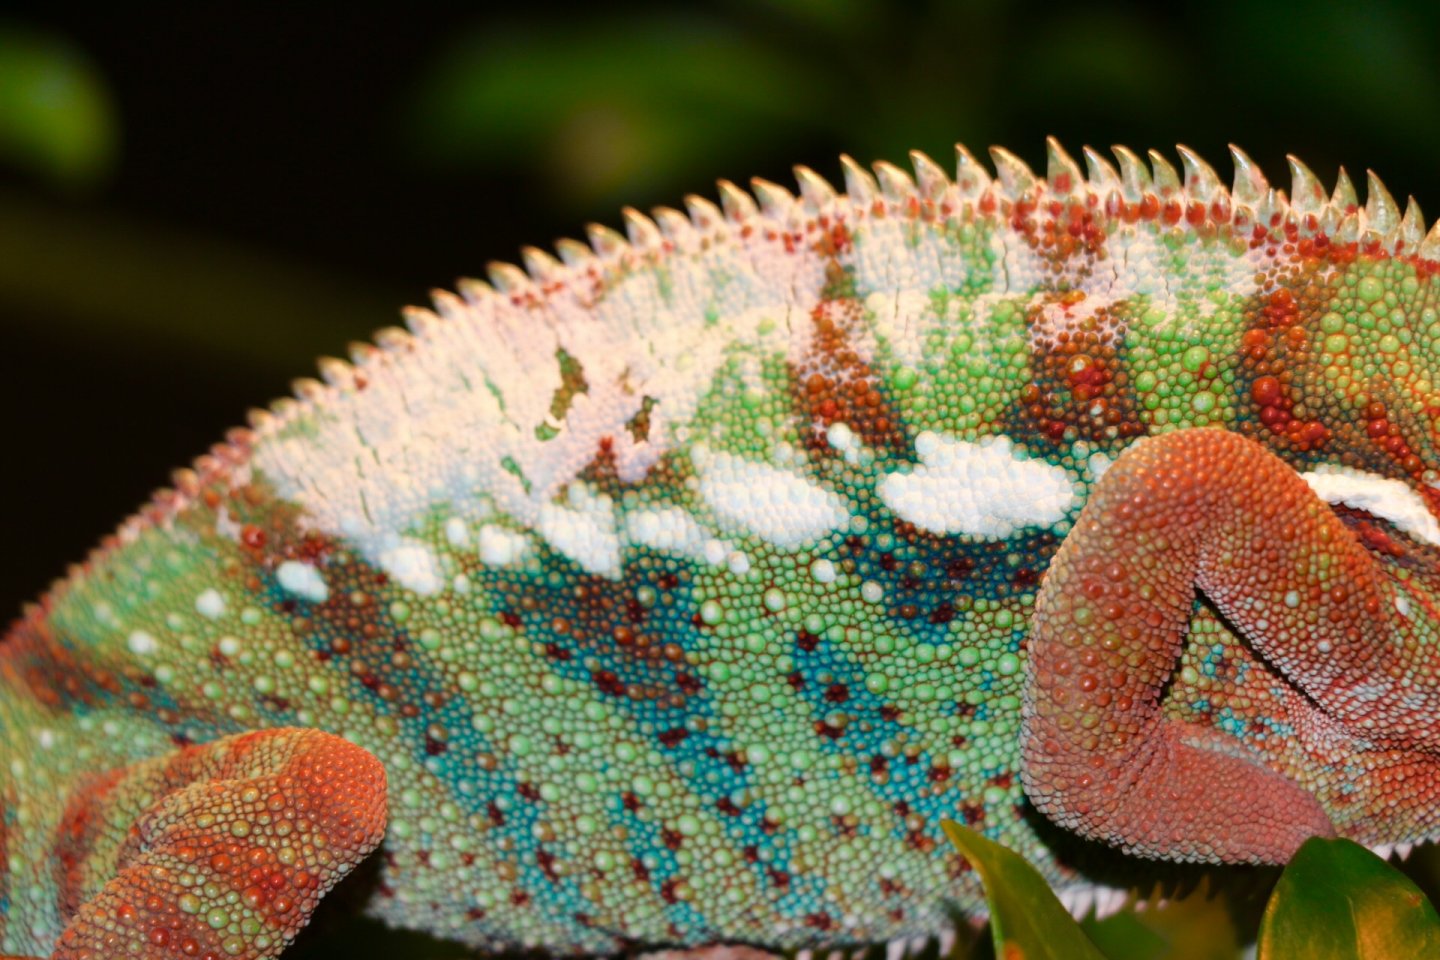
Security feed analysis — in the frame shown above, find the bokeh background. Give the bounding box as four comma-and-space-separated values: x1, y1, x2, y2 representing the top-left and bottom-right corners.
4, 3, 1440, 957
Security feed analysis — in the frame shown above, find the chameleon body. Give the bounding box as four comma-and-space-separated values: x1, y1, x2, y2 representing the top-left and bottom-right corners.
3, 140, 1440, 958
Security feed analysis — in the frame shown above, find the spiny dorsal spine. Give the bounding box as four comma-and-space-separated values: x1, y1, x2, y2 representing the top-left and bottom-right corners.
37, 139, 1438, 613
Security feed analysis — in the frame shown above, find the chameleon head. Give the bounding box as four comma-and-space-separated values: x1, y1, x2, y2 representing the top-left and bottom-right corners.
1022, 210, 1440, 865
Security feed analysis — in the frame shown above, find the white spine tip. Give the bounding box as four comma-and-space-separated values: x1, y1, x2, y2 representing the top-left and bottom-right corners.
909, 149, 950, 198
290, 376, 325, 402
1419, 216, 1440, 260
1286, 154, 1326, 214
716, 179, 758, 221
621, 207, 663, 248
1364, 170, 1400, 234
428, 288, 466, 320
839, 154, 879, 205
1082, 145, 1121, 189
586, 222, 629, 259
315, 356, 352, 388
1146, 149, 1182, 194
519, 245, 562, 280
684, 193, 725, 230
1227, 144, 1268, 206
874, 159, 917, 203
750, 177, 796, 218
989, 146, 1038, 195
1332, 166, 1359, 210
375, 323, 417, 351
1399, 196, 1425, 251
651, 205, 695, 242
485, 260, 531, 294
1111, 145, 1151, 200
553, 237, 596, 268
1045, 137, 1084, 193
953, 143, 992, 198
1176, 144, 1221, 198
794, 164, 838, 209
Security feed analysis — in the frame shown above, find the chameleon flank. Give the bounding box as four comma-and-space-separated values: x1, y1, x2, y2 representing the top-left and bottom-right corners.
2, 139, 1440, 959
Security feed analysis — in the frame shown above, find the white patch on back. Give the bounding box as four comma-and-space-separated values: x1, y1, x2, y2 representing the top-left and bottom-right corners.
825, 422, 863, 466
878, 432, 1077, 537
536, 486, 621, 577
694, 446, 849, 548
378, 541, 443, 596
625, 507, 708, 558
248, 226, 824, 572
478, 525, 528, 566
444, 516, 470, 548
276, 560, 329, 603
1302, 465, 1440, 547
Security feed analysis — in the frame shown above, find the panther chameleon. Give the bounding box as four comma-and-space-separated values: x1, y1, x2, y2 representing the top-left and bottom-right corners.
2, 139, 1439, 959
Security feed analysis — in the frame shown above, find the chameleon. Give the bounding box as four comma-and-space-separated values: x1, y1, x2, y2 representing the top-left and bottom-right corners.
2, 137, 1440, 960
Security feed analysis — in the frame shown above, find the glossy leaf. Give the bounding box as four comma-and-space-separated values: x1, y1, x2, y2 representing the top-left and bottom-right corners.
1258, 837, 1440, 959
941, 820, 1107, 960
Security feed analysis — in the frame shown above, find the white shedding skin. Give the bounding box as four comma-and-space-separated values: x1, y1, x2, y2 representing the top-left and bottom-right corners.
879, 432, 1077, 537
1302, 465, 1440, 547
478, 525, 528, 567
536, 486, 621, 577
625, 507, 710, 558
444, 516, 471, 547
378, 541, 443, 596
694, 446, 849, 548
275, 560, 329, 603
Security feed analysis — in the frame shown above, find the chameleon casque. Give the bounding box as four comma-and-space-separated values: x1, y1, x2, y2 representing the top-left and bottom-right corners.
3, 138, 1440, 959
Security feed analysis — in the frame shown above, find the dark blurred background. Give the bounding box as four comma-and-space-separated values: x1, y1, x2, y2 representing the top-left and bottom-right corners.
3, 3, 1440, 956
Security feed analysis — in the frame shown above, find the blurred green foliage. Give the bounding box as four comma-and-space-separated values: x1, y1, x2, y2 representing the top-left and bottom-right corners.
0, 22, 115, 189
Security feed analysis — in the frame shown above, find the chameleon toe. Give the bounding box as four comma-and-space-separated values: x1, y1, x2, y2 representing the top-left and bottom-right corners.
1023, 429, 1434, 862
42, 728, 385, 960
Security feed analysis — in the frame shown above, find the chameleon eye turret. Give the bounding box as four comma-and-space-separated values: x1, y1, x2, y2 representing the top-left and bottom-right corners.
3, 139, 1439, 958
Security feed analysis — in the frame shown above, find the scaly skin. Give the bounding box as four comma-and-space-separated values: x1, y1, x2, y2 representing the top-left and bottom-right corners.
2, 140, 1440, 958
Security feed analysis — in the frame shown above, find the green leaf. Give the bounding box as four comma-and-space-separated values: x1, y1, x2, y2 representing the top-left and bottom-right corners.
0, 24, 116, 188
1258, 837, 1440, 959
941, 820, 1108, 960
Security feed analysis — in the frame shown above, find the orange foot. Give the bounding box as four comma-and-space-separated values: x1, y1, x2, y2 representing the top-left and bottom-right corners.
1023, 429, 1440, 863
13, 727, 386, 960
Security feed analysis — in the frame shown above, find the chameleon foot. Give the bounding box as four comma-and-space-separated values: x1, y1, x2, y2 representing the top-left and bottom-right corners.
23, 727, 386, 960
1023, 429, 1438, 864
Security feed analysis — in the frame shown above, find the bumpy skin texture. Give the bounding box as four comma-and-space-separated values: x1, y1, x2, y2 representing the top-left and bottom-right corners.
3, 140, 1440, 957
15, 729, 385, 960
